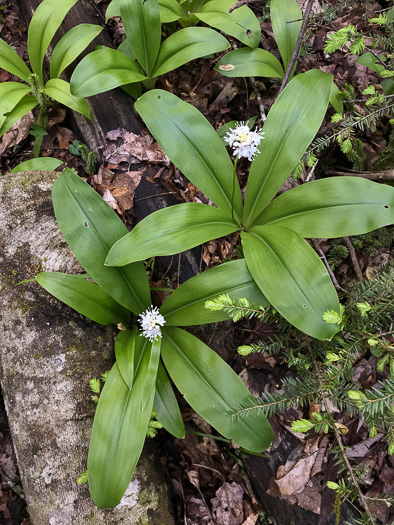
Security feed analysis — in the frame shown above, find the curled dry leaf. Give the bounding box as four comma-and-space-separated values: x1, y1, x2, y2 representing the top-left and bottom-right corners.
0, 111, 34, 156
211, 481, 244, 525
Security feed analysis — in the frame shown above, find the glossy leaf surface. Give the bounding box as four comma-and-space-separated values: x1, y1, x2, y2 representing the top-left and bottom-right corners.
50, 24, 103, 79
154, 362, 185, 438
329, 82, 343, 114
162, 327, 274, 452
161, 259, 269, 326
152, 27, 229, 77
215, 47, 284, 79
197, 0, 261, 48
88, 349, 154, 508
135, 90, 243, 221
36, 272, 130, 325
115, 328, 136, 389
271, 0, 302, 70
242, 225, 339, 340
0, 82, 31, 116
244, 70, 333, 228
11, 157, 63, 173
106, 0, 120, 21
70, 48, 146, 97
45, 79, 91, 118
120, 0, 161, 76
256, 177, 394, 238
158, 0, 182, 22
52, 169, 151, 314
106, 203, 239, 266
27, 0, 78, 81
0, 95, 37, 138
142, 339, 161, 410
0, 38, 31, 82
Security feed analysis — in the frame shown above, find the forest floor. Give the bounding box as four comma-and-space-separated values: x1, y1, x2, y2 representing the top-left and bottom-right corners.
0, 0, 393, 524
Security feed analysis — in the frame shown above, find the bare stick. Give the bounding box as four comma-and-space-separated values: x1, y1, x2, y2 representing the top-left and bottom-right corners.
278, 0, 315, 94
312, 239, 345, 292
364, 46, 387, 68
326, 168, 394, 181
248, 76, 267, 122
344, 237, 363, 281
229, 0, 258, 13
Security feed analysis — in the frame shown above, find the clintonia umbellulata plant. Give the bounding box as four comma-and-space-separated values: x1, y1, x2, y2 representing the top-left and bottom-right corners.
0, 0, 102, 135
106, 69, 394, 341
70, 0, 230, 100
34, 168, 274, 508
107, 0, 261, 48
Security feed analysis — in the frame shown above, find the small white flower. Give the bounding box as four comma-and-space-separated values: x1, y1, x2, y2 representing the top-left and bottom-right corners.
224, 122, 265, 161
138, 305, 166, 342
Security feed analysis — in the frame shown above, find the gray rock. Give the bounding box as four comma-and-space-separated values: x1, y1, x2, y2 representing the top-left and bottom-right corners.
0, 171, 174, 524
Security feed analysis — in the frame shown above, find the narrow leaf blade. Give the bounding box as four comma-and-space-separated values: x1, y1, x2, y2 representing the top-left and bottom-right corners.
0, 38, 31, 82
154, 362, 185, 439
36, 272, 130, 325
88, 350, 154, 508
271, 0, 302, 71
244, 70, 333, 228
115, 328, 136, 389
70, 48, 146, 97
142, 338, 161, 410
11, 157, 63, 173
161, 259, 269, 326
162, 327, 274, 452
152, 27, 229, 78
52, 169, 151, 314
45, 78, 91, 118
256, 177, 394, 238
120, 0, 161, 75
0, 95, 37, 138
242, 225, 340, 340
135, 90, 243, 221
158, 0, 182, 23
197, 0, 261, 48
215, 47, 284, 79
27, 0, 78, 80
106, 203, 239, 266
50, 24, 103, 79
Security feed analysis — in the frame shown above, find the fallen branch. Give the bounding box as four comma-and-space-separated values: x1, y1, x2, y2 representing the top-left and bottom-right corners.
229, 0, 259, 13
344, 237, 364, 282
278, 0, 315, 94
326, 168, 394, 181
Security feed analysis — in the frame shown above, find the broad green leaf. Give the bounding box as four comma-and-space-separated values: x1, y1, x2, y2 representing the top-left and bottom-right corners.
142, 338, 161, 409
88, 350, 154, 508
243, 70, 333, 228
356, 52, 385, 74
52, 169, 151, 314
106, 0, 120, 21
0, 82, 31, 116
117, 41, 141, 98
0, 38, 32, 82
152, 27, 229, 77
135, 90, 243, 221
36, 272, 130, 325
106, 203, 239, 266
197, 0, 261, 48
255, 177, 394, 238
0, 95, 37, 138
115, 328, 136, 389
329, 81, 343, 114
44, 78, 91, 118
162, 327, 274, 452
215, 48, 284, 79
27, 0, 78, 81
271, 0, 302, 71
11, 157, 63, 173
161, 259, 269, 326
70, 48, 146, 97
50, 24, 103, 79
120, 0, 161, 76
159, 0, 182, 23
118, 39, 137, 61
154, 362, 185, 438
241, 225, 339, 340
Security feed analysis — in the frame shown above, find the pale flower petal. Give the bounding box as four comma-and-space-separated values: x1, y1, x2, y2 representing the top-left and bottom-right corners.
138, 305, 166, 341
224, 121, 265, 161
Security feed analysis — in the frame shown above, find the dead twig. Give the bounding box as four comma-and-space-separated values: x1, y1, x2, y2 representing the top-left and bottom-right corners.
344, 237, 363, 282
326, 168, 394, 181
247, 77, 267, 122
229, 0, 259, 13
312, 239, 345, 292
278, 0, 315, 94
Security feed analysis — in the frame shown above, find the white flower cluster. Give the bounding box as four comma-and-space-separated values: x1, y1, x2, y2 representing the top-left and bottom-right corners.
138, 305, 166, 342
224, 122, 265, 161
